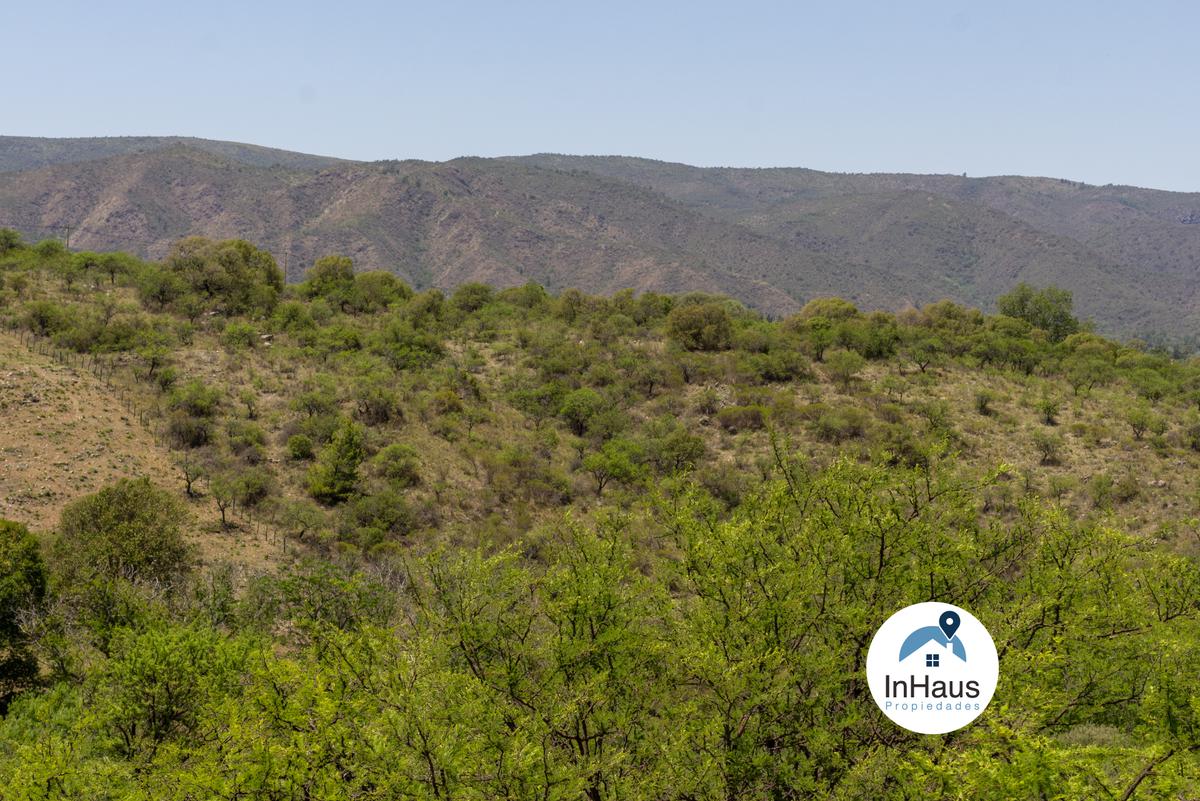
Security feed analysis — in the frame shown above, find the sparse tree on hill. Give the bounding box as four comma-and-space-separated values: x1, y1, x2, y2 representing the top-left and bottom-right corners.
55, 478, 191, 584
824, 348, 866, 390
997, 283, 1080, 342
307, 419, 366, 504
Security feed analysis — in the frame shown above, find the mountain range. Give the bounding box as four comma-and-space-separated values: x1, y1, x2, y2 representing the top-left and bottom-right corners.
2, 135, 1198, 339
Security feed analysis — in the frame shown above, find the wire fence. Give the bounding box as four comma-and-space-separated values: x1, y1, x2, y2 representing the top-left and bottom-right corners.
6, 324, 294, 557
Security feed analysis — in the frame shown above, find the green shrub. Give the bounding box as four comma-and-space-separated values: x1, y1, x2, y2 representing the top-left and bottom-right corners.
974, 390, 996, 416
1038, 396, 1060, 425
55, 478, 190, 583
168, 411, 214, 448
22, 300, 70, 336
694, 388, 722, 416
1113, 472, 1141, 505
372, 444, 421, 488
666, 302, 733, 351
288, 434, 315, 460
1032, 430, 1063, 465
823, 348, 866, 390
227, 421, 268, 464
558, 388, 606, 436
307, 419, 366, 505
1090, 473, 1114, 510
220, 321, 258, 350
716, 405, 766, 433
0, 519, 46, 702
748, 350, 812, 383
1125, 403, 1163, 441
813, 407, 870, 442
170, 380, 222, 418
451, 283, 494, 313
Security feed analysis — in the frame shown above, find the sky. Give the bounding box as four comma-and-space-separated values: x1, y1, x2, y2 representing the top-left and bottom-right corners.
4, 0, 1198, 191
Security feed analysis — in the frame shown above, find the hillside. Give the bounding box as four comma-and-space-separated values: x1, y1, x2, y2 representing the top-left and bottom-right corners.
3, 240, 1200, 796
0, 328, 282, 571
0, 135, 345, 173
516, 154, 1200, 337
0, 147, 875, 317
0, 137, 1198, 339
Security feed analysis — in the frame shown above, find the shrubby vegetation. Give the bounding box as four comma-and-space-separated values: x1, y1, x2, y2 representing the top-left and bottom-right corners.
2, 231, 1200, 796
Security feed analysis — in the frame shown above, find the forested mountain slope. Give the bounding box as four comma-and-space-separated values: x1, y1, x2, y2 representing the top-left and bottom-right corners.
1, 137, 1198, 338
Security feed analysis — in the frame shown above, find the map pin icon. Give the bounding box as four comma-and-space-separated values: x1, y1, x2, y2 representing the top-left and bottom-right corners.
939, 610, 961, 640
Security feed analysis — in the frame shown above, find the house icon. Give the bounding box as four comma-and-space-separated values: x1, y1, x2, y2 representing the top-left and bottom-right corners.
899, 625, 967, 665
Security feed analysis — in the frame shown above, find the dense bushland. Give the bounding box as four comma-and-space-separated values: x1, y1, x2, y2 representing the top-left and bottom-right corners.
2, 230, 1200, 798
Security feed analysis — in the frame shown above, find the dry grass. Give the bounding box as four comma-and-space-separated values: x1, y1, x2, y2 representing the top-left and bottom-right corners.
0, 330, 282, 571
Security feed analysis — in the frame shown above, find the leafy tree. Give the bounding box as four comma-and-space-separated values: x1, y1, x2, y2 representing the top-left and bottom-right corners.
450, 282, 494, 312
997, 283, 1080, 342
0, 520, 46, 706
1032, 430, 1063, 464
22, 299, 71, 336
558, 388, 606, 436
1038, 396, 1060, 425
167, 379, 223, 448
307, 419, 366, 504
643, 418, 706, 474
292, 373, 340, 419
303, 254, 356, 304
0, 228, 24, 254
905, 334, 945, 372
1125, 403, 1160, 440
352, 372, 400, 425
823, 347, 866, 390
1129, 366, 1171, 402
55, 478, 190, 584
1064, 348, 1115, 394
348, 270, 411, 313
583, 437, 644, 495
371, 443, 421, 488
287, 434, 316, 460
136, 263, 188, 309
797, 296, 860, 321
91, 624, 247, 758
373, 315, 444, 369
176, 451, 208, 498
163, 237, 284, 315
666, 302, 733, 351
100, 252, 136, 285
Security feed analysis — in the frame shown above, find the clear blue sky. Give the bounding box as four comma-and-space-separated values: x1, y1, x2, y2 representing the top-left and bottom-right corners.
5, 1, 1198, 191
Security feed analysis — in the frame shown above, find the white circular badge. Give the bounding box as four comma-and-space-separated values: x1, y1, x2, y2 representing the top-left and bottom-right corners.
866, 602, 998, 734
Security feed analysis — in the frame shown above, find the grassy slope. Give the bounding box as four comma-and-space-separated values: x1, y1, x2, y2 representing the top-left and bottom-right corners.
0, 326, 282, 571
4, 271, 1199, 564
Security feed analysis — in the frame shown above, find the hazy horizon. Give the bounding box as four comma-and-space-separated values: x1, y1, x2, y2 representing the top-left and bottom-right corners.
6, 133, 1198, 195
4, 1, 1198, 192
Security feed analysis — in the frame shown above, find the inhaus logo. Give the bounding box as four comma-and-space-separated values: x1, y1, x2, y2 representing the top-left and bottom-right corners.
866, 602, 998, 734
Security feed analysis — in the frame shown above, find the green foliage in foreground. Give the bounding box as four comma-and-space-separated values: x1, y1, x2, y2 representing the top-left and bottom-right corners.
4, 234, 1200, 798
2, 459, 1199, 800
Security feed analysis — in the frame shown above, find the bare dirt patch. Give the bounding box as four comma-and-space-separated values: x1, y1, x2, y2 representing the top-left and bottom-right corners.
0, 331, 280, 571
